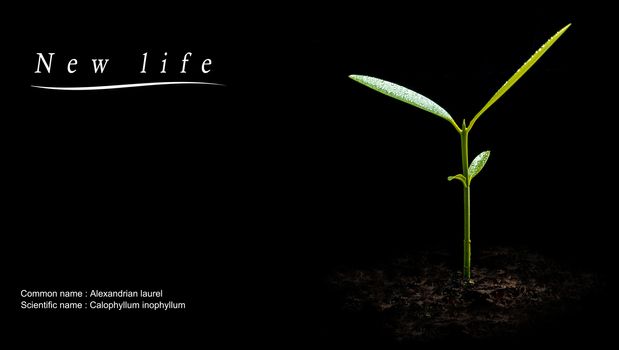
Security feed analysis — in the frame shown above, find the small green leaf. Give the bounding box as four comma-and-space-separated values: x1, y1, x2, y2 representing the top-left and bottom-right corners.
448, 174, 467, 186
468, 24, 571, 130
468, 151, 491, 182
349, 75, 460, 132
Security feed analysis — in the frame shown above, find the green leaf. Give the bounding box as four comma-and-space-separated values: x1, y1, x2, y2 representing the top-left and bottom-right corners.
468, 24, 571, 130
448, 174, 467, 186
349, 75, 460, 132
468, 151, 491, 182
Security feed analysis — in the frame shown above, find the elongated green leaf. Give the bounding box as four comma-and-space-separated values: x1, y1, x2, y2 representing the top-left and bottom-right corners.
349, 75, 460, 132
448, 174, 467, 186
469, 151, 491, 182
468, 24, 571, 130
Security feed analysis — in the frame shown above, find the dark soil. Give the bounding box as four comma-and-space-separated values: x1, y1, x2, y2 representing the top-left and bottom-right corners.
325, 247, 604, 345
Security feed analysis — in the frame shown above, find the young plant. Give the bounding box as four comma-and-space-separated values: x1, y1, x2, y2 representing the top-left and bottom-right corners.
349, 24, 570, 282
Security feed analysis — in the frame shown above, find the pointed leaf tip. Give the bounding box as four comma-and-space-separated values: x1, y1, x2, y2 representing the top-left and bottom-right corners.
349, 74, 460, 131
469, 151, 491, 183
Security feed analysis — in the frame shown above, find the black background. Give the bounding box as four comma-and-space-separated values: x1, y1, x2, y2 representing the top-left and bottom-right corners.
7, 3, 616, 348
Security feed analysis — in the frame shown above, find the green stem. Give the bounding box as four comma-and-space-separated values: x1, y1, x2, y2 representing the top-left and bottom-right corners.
460, 121, 471, 281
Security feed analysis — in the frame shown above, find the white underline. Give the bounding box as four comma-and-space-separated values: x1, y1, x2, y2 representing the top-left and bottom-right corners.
31, 81, 225, 91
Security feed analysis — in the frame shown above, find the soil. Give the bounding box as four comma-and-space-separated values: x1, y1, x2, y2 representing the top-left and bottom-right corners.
325, 247, 604, 345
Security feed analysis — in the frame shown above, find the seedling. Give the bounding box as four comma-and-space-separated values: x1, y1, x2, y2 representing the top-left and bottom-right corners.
350, 24, 570, 282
